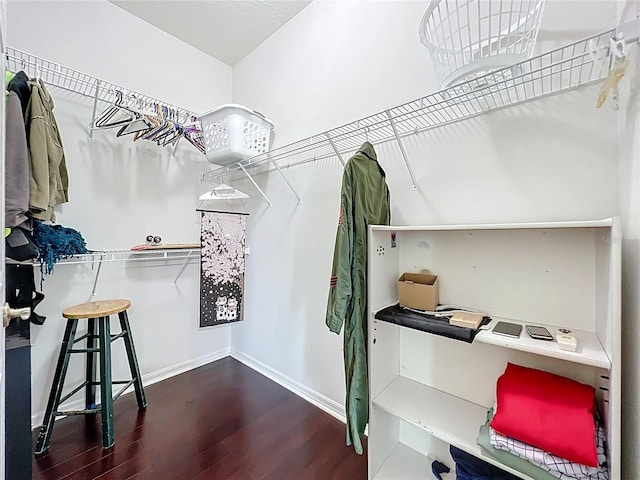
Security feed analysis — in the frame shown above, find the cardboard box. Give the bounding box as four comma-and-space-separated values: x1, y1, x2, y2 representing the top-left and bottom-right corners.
398, 270, 439, 311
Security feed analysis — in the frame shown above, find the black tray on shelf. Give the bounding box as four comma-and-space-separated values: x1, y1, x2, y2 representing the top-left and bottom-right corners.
374, 304, 490, 343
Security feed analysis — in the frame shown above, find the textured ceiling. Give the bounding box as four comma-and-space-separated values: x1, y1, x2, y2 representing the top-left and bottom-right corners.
110, 0, 312, 66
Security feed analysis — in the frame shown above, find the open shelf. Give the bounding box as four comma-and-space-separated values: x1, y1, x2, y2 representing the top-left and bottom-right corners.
371, 218, 613, 232
373, 376, 537, 480
476, 318, 610, 369
372, 312, 611, 370
373, 443, 450, 480
373, 376, 488, 454
7, 248, 202, 267
58, 248, 201, 265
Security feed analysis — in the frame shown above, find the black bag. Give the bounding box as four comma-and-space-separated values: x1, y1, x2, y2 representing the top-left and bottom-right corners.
450, 445, 519, 480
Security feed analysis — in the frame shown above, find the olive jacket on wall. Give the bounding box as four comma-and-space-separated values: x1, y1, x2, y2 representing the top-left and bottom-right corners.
325, 141, 390, 455
25, 80, 69, 222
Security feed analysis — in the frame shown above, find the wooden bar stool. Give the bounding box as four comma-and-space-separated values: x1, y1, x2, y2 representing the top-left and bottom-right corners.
35, 299, 146, 454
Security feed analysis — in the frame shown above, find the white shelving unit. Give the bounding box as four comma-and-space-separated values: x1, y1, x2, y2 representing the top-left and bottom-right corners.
367, 219, 621, 480
374, 443, 449, 480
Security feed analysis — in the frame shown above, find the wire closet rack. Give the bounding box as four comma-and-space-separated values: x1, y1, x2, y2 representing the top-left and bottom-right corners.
202, 21, 639, 198
31, 249, 201, 298
53, 248, 200, 266
4, 48, 205, 274
5, 47, 200, 143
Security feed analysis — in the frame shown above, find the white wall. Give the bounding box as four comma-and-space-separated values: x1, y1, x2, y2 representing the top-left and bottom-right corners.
7, 0, 233, 424
230, 0, 623, 455
616, 2, 640, 479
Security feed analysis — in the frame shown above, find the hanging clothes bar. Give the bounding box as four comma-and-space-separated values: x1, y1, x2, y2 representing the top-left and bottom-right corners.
5, 47, 202, 152
201, 23, 638, 190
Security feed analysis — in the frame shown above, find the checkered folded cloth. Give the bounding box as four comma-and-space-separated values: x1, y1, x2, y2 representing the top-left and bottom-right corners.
489, 422, 608, 480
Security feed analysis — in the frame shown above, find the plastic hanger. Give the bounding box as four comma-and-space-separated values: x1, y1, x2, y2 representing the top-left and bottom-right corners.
183, 119, 205, 154
94, 90, 136, 129
154, 108, 183, 146
199, 183, 249, 201
116, 96, 154, 136
142, 105, 172, 141
133, 103, 162, 141
597, 59, 628, 109
597, 36, 629, 109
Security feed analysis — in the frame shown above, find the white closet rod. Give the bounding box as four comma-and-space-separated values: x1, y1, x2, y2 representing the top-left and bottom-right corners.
5, 47, 200, 138
202, 21, 638, 185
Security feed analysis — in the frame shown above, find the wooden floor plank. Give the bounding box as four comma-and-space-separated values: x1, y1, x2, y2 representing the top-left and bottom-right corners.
32, 357, 368, 480
223, 468, 257, 480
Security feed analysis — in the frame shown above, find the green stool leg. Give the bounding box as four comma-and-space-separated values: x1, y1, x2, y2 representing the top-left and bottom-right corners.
35, 319, 79, 454
118, 310, 147, 410
98, 316, 115, 449
85, 317, 97, 411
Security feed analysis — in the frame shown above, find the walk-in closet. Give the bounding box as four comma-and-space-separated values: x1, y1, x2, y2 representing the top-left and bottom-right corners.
0, 1, 639, 479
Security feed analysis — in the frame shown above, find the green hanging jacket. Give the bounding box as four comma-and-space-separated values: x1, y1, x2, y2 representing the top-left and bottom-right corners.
326, 142, 390, 455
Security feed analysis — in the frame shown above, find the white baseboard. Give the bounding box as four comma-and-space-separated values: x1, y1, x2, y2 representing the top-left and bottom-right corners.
31, 347, 230, 428
230, 349, 346, 424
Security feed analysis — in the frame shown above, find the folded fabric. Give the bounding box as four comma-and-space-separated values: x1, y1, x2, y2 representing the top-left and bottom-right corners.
477, 416, 561, 480
490, 363, 597, 466
490, 423, 608, 479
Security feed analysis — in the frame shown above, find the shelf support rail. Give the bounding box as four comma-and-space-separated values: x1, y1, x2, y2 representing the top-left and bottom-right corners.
325, 133, 346, 167
173, 250, 195, 284
239, 164, 272, 207
89, 253, 105, 300
386, 110, 418, 191
268, 154, 301, 205
88, 79, 101, 141
170, 136, 181, 161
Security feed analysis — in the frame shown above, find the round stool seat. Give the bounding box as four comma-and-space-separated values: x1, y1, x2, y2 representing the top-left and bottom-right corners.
63, 299, 131, 319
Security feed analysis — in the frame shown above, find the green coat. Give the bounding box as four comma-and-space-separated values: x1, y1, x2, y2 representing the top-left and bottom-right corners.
326, 142, 390, 455
26, 80, 69, 222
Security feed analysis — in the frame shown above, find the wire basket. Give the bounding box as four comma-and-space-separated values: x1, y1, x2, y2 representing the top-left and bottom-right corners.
200, 104, 274, 166
419, 0, 546, 91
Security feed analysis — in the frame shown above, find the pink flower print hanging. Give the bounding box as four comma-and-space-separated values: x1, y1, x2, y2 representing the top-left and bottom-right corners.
200, 211, 246, 327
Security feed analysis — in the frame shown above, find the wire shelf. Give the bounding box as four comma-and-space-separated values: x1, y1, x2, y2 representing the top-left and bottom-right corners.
5, 47, 200, 122
203, 26, 628, 181
51, 248, 201, 266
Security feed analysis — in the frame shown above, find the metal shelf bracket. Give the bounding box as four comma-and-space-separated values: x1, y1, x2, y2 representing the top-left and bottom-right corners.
89, 253, 105, 299
239, 164, 272, 206
173, 250, 195, 284
325, 133, 346, 167
88, 79, 101, 141
386, 110, 418, 191
268, 154, 301, 205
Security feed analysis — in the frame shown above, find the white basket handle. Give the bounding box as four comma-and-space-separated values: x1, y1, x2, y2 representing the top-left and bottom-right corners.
252, 109, 275, 130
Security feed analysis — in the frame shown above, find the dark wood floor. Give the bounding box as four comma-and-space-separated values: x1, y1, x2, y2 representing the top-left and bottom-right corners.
32, 357, 367, 480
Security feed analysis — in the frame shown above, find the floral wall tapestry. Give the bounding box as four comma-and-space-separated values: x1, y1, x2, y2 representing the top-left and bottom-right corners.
200, 211, 246, 327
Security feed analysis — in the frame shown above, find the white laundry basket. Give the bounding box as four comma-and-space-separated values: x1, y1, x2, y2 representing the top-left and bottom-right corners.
200, 104, 274, 166
419, 0, 546, 91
